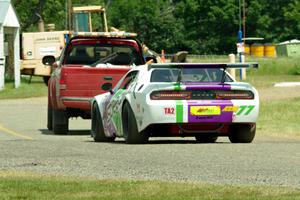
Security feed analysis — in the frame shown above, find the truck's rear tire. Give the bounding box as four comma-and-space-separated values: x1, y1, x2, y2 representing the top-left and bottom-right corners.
52, 109, 69, 134
122, 102, 148, 144
91, 103, 115, 142
47, 106, 53, 131
229, 124, 256, 143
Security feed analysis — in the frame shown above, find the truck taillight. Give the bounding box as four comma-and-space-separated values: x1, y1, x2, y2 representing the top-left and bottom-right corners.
216, 90, 254, 100
150, 91, 191, 100
59, 79, 67, 90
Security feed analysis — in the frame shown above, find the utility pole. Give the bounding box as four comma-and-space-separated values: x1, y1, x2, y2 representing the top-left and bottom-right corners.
237, 0, 246, 80
238, 0, 243, 62
243, 0, 246, 40
68, 0, 72, 31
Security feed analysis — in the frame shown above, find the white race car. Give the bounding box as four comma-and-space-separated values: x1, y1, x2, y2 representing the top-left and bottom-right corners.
91, 63, 259, 144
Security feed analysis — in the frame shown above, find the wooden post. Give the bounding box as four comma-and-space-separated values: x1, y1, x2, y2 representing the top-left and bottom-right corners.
0, 26, 4, 90
241, 55, 246, 80
228, 54, 236, 79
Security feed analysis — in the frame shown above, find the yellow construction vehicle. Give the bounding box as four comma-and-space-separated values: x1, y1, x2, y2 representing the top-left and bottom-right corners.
20, 4, 108, 84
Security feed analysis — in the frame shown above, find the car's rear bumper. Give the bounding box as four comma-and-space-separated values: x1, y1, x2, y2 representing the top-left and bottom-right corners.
143, 122, 256, 137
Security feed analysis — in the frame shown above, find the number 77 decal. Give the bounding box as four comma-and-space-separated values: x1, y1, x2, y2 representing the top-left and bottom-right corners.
236, 105, 255, 116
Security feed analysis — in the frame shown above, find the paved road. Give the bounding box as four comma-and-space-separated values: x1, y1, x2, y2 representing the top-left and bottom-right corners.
0, 97, 299, 187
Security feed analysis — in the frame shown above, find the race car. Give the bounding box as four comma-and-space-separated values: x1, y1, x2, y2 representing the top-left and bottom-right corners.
91, 63, 259, 144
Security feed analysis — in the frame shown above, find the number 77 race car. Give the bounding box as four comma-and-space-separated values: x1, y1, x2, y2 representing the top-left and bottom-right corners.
91, 63, 259, 144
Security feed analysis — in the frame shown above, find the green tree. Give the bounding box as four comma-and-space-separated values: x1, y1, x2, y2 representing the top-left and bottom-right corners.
108, 0, 185, 53
173, 0, 240, 54
283, 0, 300, 40
12, 0, 47, 31
11, 0, 300, 54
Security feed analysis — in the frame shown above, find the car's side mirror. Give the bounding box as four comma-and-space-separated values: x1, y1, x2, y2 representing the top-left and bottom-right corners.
42, 56, 56, 66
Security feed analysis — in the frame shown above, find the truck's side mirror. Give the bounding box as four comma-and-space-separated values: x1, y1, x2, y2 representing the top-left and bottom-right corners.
42, 56, 56, 66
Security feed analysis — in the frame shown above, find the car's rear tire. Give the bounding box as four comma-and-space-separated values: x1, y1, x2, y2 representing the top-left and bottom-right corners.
229, 124, 256, 143
47, 106, 53, 131
52, 109, 69, 134
195, 135, 218, 143
91, 103, 115, 142
122, 102, 148, 144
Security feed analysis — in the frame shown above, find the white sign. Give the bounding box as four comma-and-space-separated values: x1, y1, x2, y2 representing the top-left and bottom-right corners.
237, 42, 245, 53
39, 47, 56, 56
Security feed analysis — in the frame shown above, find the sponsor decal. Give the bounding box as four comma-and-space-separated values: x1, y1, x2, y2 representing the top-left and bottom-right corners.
164, 107, 175, 115
222, 106, 239, 112
195, 116, 213, 120
222, 105, 255, 115
190, 106, 221, 116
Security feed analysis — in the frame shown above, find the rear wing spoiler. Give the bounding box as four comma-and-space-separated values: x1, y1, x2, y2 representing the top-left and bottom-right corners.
148, 62, 258, 83
148, 63, 259, 70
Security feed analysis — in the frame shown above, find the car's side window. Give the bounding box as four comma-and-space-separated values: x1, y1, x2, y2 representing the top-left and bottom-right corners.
119, 71, 138, 90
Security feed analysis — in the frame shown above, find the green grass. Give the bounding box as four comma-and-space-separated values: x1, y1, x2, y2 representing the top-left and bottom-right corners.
247, 57, 300, 76
247, 74, 300, 88
258, 98, 300, 138
0, 76, 47, 99
0, 172, 299, 200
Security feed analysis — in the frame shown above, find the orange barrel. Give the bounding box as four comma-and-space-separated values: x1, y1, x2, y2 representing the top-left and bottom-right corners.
251, 43, 264, 57
264, 43, 276, 57
244, 44, 250, 55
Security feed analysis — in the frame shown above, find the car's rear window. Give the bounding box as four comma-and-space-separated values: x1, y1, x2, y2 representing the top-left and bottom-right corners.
150, 68, 233, 82
65, 44, 143, 66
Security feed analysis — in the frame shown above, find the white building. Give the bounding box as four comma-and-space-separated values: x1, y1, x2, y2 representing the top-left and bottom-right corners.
0, 0, 20, 90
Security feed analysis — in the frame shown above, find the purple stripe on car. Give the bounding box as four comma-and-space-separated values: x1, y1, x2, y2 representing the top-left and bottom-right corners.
184, 83, 231, 91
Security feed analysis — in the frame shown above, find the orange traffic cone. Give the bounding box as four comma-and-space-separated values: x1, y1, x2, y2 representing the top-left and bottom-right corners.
161, 50, 166, 63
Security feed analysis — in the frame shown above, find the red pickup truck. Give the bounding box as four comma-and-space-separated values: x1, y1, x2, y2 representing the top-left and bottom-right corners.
45, 34, 145, 134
